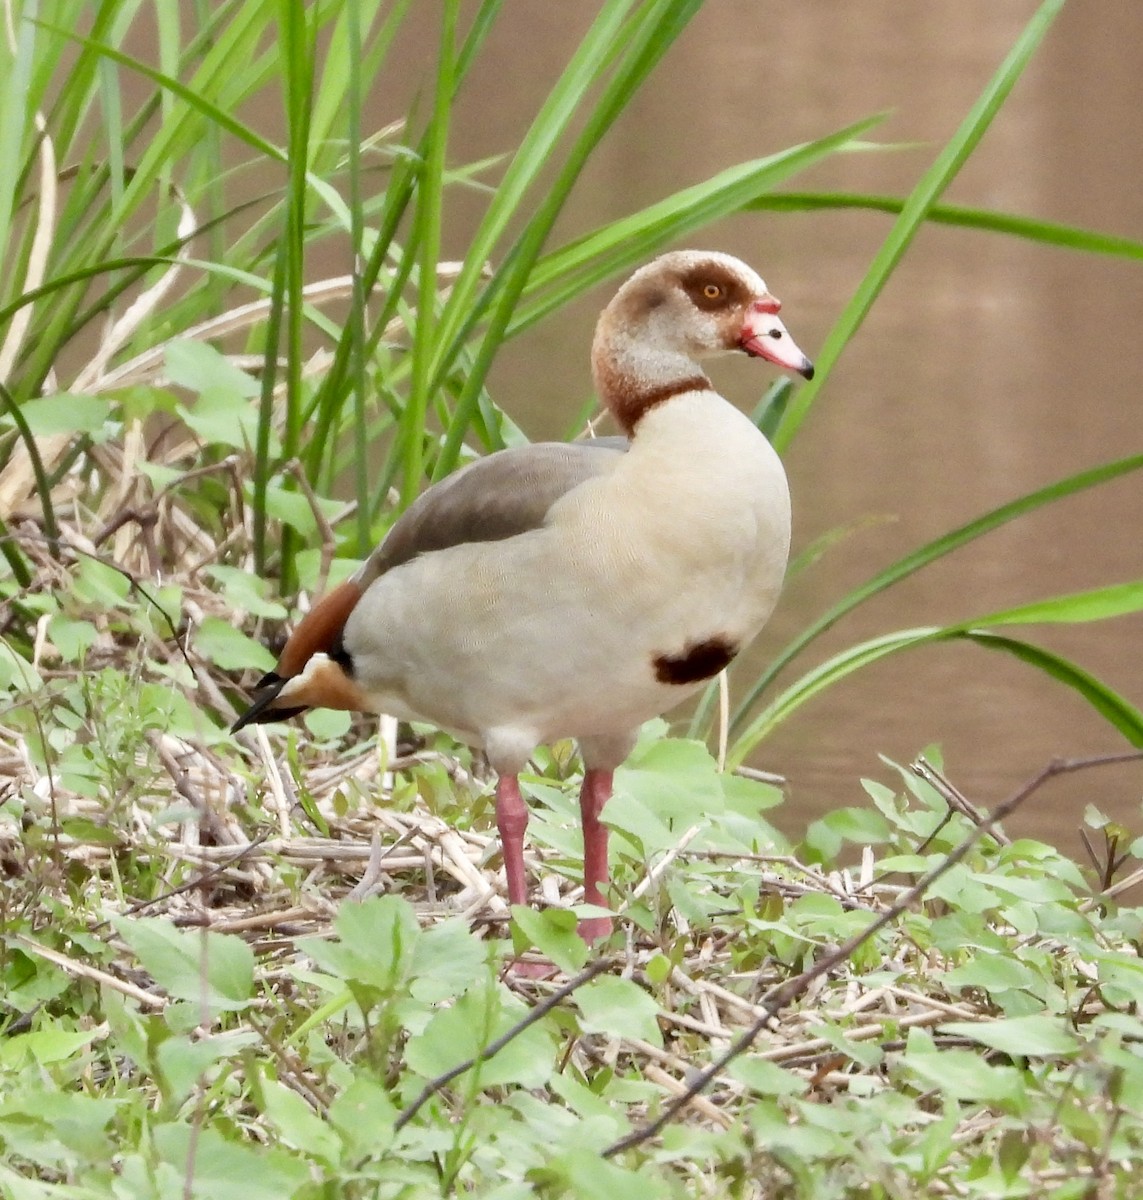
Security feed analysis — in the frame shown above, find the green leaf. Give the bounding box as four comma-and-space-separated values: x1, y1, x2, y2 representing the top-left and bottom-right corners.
4, 1024, 102, 1067
194, 616, 276, 672
254, 480, 341, 537
405, 986, 555, 1089
938, 1014, 1080, 1057
152, 1125, 309, 1200
301, 895, 419, 992
510, 905, 589, 974
112, 917, 254, 1012
302, 709, 352, 740
998, 1129, 1032, 1183
603, 737, 727, 855
813, 806, 891, 846
944, 955, 1040, 995
205, 566, 289, 619
409, 916, 493, 1001
71, 557, 131, 606
537, 1150, 664, 1200
156, 1031, 260, 1103
0, 1090, 119, 1160
968, 872, 1075, 905
575, 976, 662, 1047
727, 1057, 808, 1097
3, 394, 112, 436
47, 615, 98, 663
176, 387, 262, 451
328, 1078, 397, 1158
617, 738, 725, 823
903, 1046, 1027, 1105
0, 641, 41, 693
643, 953, 671, 985
166, 339, 261, 397
260, 1079, 341, 1165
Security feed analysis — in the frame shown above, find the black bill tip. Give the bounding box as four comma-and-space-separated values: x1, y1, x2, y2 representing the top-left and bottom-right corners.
231, 673, 303, 733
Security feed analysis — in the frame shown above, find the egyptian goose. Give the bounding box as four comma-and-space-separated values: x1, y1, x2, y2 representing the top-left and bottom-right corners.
233, 250, 813, 941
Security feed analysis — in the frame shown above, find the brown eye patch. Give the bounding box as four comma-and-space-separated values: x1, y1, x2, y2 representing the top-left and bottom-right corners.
682, 264, 749, 313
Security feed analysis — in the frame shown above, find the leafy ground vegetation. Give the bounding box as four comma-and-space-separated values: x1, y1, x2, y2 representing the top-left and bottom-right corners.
3, 0, 1143, 1197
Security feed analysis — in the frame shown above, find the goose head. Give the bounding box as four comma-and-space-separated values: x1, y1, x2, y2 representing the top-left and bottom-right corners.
592, 250, 814, 433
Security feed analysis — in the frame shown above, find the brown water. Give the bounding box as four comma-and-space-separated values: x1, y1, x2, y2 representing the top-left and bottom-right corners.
391, 2, 1143, 850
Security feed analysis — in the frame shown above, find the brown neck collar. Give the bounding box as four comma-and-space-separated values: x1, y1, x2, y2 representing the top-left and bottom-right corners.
605, 373, 711, 436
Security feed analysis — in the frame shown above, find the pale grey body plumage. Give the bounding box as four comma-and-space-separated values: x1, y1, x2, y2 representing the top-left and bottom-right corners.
343, 393, 791, 773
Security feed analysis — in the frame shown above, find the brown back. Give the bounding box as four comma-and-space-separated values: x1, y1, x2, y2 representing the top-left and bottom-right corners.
355, 439, 627, 590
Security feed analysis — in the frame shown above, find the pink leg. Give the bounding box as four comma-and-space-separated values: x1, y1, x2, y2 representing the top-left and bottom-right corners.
495, 775, 559, 979
577, 768, 614, 941
495, 774, 530, 907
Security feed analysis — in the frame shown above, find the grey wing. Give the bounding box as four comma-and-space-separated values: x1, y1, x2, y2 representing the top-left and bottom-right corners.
356, 439, 628, 586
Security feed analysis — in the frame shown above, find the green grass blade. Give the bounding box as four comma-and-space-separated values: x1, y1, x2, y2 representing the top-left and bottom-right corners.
302, 150, 419, 491
749, 192, 1143, 261
0, 508, 32, 587
35, 2, 143, 157
297, 1, 495, 514
253, 238, 289, 576
732, 452, 1143, 735
962, 632, 1143, 746
771, 0, 1067, 453
0, 380, 59, 557
452, 0, 506, 82
271, 0, 317, 593
278, 8, 315, 436
428, 0, 640, 372
961, 581, 1143, 627
0, 3, 37, 270
402, 0, 459, 509
344, 0, 371, 554
509, 116, 885, 338
310, 0, 395, 163
731, 627, 940, 765
34, 19, 284, 164
730, 579, 1143, 766
433, 0, 706, 479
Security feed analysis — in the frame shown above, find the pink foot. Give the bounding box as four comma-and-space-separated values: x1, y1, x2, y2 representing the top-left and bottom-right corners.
505, 956, 560, 980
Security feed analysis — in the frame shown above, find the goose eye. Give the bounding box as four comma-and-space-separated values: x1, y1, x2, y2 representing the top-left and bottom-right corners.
702, 283, 723, 300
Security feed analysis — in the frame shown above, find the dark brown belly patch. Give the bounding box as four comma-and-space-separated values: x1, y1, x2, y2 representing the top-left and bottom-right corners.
652, 636, 738, 685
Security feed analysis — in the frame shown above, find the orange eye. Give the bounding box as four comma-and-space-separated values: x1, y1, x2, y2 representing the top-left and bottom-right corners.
703, 283, 723, 300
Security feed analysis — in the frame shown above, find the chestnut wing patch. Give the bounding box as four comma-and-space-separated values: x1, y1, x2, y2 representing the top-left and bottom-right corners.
653, 636, 738, 685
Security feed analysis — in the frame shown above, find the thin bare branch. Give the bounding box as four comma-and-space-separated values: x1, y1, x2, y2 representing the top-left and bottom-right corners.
394, 955, 617, 1132
602, 751, 1143, 1159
